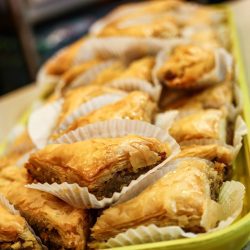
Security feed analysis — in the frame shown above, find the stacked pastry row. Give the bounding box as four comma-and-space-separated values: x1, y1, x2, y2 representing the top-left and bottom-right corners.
0, 1, 246, 249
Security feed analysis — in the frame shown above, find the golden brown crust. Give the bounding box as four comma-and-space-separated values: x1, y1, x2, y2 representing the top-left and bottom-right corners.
0, 203, 25, 242
45, 38, 86, 76
90, 61, 125, 86
162, 81, 233, 111
91, 158, 222, 241
176, 143, 233, 164
56, 85, 125, 126
26, 135, 170, 192
96, 1, 182, 36
98, 16, 179, 38
0, 199, 42, 249
59, 59, 103, 91
115, 57, 155, 82
0, 166, 88, 250
56, 91, 156, 136
169, 109, 226, 143
158, 45, 215, 88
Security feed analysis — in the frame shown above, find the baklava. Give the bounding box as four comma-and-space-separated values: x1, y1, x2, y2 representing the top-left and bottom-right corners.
53, 91, 156, 137
56, 85, 125, 127
157, 45, 217, 89
90, 158, 225, 243
0, 199, 42, 250
0, 166, 89, 250
162, 81, 233, 111
169, 109, 226, 143
44, 37, 86, 76
25, 135, 170, 199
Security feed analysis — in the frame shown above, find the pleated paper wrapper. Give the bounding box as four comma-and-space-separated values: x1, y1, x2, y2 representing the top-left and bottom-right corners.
153, 46, 233, 89
0, 194, 47, 250
156, 109, 247, 163
89, 180, 245, 249
28, 93, 124, 149
26, 118, 180, 209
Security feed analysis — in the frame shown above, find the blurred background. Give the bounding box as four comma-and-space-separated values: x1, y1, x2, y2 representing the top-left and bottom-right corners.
0, 0, 235, 96
0, 0, 131, 96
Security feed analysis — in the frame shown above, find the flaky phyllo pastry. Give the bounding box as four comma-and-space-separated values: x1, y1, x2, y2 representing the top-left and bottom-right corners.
0, 166, 89, 250
57, 59, 105, 92
0, 198, 42, 250
43, 38, 86, 77
157, 45, 223, 89
90, 0, 182, 35
53, 91, 156, 138
26, 134, 170, 199
176, 143, 234, 165
169, 109, 226, 143
97, 15, 179, 38
161, 81, 233, 112
113, 56, 155, 83
55, 85, 125, 127
90, 158, 225, 243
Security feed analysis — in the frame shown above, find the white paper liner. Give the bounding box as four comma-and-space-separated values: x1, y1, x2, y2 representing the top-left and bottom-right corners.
92, 180, 245, 249
107, 78, 162, 101
232, 116, 248, 158
153, 46, 232, 89
56, 60, 117, 93
0, 194, 47, 250
27, 119, 180, 209
74, 37, 188, 65
28, 99, 63, 149
55, 93, 126, 133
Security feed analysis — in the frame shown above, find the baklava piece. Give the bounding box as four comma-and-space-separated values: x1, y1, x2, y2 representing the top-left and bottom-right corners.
90, 158, 225, 244
157, 45, 216, 89
54, 91, 156, 137
169, 109, 226, 143
56, 85, 125, 127
0, 200, 42, 250
0, 166, 89, 250
26, 135, 170, 200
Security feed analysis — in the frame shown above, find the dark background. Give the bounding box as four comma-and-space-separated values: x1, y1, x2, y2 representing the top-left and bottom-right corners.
0, 0, 227, 96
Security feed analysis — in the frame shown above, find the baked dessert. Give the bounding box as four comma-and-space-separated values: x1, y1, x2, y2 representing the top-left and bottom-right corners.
176, 143, 233, 165
91, 1, 182, 35
58, 59, 104, 92
97, 16, 179, 38
53, 91, 156, 137
44, 38, 86, 76
169, 109, 226, 143
90, 158, 225, 243
162, 81, 233, 111
0, 198, 42, 250
56, 85, 125, 126
25, 135, 170, 199
114, 56, 155, 83
157, 45, 216, 88
0, 166, 89, 250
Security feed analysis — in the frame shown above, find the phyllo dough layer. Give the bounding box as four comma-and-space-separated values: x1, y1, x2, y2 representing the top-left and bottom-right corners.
0, 202, 42, 250
91, 158, 224, 242
0, 166, 89, 250
26, 135, 170, 199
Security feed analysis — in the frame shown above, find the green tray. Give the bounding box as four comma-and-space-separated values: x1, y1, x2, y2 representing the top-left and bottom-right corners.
0, 5, 249, 250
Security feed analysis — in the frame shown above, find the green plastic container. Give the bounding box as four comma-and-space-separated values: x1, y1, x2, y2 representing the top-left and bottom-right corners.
0, 6, 249, 250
